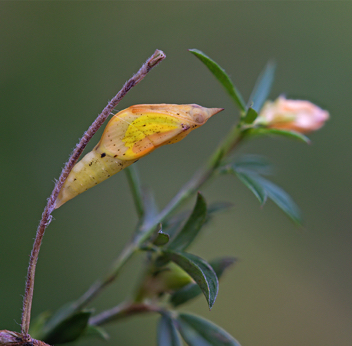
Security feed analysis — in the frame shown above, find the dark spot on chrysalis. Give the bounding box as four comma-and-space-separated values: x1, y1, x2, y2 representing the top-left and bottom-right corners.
114, 155, 117, 157
89, 162, 93, 166
101, 153, 106, 158
108, 175, 110, 177
74, 178, 77, 181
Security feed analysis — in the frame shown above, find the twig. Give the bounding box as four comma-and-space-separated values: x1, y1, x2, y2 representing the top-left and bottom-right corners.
20, 49, 166, 337
89, 302, 161, 326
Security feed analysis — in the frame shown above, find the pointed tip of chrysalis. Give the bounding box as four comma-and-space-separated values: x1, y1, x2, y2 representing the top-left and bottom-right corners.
207, 107, 224, 119
211, 107, 224, 115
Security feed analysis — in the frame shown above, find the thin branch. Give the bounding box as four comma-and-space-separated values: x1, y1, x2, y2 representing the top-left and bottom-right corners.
20, 49, 166, 337
89, 302, 161, 327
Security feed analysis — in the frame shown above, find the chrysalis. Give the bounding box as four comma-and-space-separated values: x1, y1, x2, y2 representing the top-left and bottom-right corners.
55, 104, 223, 208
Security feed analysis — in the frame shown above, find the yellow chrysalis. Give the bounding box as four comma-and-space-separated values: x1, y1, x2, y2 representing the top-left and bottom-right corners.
55, 104, 223, 209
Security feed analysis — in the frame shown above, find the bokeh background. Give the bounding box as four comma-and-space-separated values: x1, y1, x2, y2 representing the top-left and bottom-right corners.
1, 2, 351, 346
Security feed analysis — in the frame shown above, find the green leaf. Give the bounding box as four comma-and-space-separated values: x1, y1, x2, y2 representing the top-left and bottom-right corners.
40, 302, 76, 335
162, 250, 219, 309
245, 127, 311, 144
247, 60, 276, 113
242, 107, 258, 124
28, 311, 51, 339
207, 201, 234, 214
226, 162, 301, 223
235, 172, 267, 205
84, 325, 109, 341
157, 313, 182, 346
177, 313, 241, 346
168, 193, 208, 251
254, 175, 302, 224
170, 282, 203, 308
189, 49, 246, 112
42, 309, 93, 344
232, 154, 272, 175
153, 228, 170, 247
170, 257, 237, 307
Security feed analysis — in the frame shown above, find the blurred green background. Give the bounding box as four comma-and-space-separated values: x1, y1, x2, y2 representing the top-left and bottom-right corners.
1, 2, 351, 346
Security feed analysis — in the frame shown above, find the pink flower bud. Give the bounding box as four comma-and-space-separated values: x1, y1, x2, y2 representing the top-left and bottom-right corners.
255, 96, 329, 133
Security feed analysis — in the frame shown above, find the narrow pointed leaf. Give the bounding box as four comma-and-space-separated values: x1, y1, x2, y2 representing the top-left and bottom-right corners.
245, 127, 310, 144
254, 175, 301, 224
177, 313, 241, 346
243, 107, 258, 124
84, 325, 110, 341
157, 313, 182, 346
28, 311, 51, 339
162, 250, 219, 309
40, 302, 76, 336
168, 193, 208, 251
189, 49, 246, 112
170, 257, 237, 307
42, 310, 93, 344
232, 155, 272, 175
235, 172, 267, 205
207, 201, 234, 214
247, 60, 276, 112
170, 282, 203, 308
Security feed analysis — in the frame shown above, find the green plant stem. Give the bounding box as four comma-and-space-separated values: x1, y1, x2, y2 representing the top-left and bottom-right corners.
89, 302, 162, 326
125, 165, 145, 219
